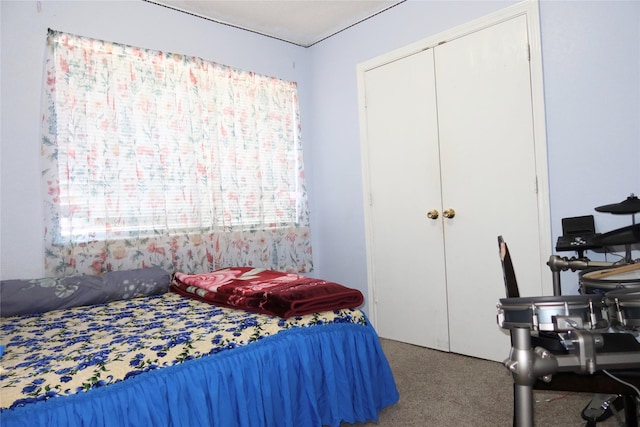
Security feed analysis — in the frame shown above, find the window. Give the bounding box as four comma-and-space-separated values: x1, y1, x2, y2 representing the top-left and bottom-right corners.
42, 30, 312, 276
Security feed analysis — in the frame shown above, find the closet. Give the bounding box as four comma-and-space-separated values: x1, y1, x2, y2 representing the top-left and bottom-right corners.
358, 6, 551, 362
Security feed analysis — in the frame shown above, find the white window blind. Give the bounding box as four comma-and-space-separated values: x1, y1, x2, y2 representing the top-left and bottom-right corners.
41, 29, 313, 275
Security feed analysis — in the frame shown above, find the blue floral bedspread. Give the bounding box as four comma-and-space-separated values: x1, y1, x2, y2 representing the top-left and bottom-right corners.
0, 292, 366, 411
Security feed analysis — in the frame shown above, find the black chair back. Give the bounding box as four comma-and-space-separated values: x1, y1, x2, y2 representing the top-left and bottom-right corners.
498, 235, 519, 298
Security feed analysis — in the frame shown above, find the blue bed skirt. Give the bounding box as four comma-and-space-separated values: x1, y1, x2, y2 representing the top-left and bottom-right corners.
1, 322, 399, 427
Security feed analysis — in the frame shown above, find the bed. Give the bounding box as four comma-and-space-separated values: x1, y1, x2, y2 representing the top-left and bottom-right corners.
0, 268, 398, 427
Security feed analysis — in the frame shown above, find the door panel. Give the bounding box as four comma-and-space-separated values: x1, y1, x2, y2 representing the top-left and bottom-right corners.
364, 50, 450, 350
435, 15, 544, 361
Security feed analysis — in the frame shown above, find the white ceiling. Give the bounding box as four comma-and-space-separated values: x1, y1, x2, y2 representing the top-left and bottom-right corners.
145, 0, 405, 47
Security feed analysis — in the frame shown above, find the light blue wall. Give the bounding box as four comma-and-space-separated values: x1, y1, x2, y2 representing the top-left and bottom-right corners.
2, 1, 639, 304
540, 1, 640, 232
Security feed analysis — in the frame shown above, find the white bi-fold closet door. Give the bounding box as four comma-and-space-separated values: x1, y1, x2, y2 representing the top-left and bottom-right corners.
359, 6, 551, 362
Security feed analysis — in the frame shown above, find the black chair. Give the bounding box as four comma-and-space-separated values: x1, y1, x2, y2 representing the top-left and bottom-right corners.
497, 236, 640, 426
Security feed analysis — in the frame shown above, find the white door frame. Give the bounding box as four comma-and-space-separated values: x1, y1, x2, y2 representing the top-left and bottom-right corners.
356, 0, 552, 326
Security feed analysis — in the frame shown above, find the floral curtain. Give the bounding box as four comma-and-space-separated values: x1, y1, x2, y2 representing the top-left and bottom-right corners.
41, 29, 313, 276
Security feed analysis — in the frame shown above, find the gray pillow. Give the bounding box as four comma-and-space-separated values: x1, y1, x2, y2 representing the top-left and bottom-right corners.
0, 267, 170, 317
103, 267, 170, 300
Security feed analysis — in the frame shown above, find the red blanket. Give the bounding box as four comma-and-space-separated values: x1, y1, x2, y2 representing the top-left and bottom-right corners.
170, 267, 364, 318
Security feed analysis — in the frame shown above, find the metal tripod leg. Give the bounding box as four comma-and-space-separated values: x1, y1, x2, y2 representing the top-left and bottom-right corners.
507, 327, 558, 427
510, 327, 535, 427
513, 382, 534, 427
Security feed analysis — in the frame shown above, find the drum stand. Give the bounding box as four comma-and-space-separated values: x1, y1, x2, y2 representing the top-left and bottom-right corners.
547, 255, 615, 296
506, 326, 640, 427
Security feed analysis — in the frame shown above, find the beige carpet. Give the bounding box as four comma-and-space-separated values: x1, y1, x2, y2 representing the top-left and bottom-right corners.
342, 338, 631, 427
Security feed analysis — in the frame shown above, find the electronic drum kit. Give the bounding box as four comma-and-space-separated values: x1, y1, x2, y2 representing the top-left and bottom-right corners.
496, 194, 640, 427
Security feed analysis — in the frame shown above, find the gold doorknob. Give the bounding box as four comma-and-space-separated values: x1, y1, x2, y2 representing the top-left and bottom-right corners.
443, 208, 456, 218
427, 209, 439, 219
